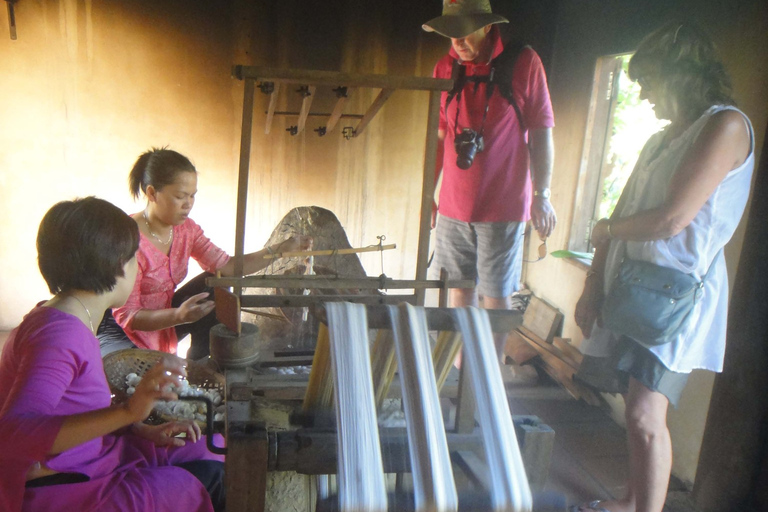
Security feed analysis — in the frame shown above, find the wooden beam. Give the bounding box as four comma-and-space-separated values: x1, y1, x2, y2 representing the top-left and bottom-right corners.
415, 89, 443, 304
453, 451, 490, 490
353, 88, 394, 137
296, 85, 316, 135
266, 110, 362, 119
264, 82, 280, 134
367, 307, 521, 334
207, 275, 474, 290
239, 294, 416, 308
262, 243, 396, 259
233, 65, 453, 92
234, 78, 256, 282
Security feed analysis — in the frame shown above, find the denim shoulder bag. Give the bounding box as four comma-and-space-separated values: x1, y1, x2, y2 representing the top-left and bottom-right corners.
601, 254, 717, 346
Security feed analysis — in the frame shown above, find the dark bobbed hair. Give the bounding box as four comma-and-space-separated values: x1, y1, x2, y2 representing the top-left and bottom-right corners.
128, 147, 196, 200
37, 197, 140, 295
629, 22, 735, 121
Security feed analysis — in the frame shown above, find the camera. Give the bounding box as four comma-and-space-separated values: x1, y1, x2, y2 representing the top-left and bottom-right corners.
454, 128, 484, 170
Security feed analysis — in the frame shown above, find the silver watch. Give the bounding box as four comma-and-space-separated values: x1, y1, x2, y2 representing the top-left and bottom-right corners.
534, 188, 551, 199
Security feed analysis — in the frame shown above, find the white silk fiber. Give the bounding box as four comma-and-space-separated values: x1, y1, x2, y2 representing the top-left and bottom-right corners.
327, 302, 388, 512
389, 304, 458, 512
453, 307, 533, 512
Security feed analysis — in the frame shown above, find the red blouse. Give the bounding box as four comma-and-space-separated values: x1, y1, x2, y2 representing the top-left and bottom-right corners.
113, 217, 230, 353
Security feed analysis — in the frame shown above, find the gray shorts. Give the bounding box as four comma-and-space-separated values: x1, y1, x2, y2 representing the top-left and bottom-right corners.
614, 336, 689, 407
430, 214, 525, 298
576, 337, 690, 408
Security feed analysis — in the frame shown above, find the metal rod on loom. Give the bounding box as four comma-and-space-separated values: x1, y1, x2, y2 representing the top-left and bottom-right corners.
453, 307, 533, 512
389, 303, 458, 512
326, 302, 388, 512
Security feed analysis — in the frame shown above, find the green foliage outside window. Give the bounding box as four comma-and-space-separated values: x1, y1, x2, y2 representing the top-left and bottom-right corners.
599, 55, 669, 219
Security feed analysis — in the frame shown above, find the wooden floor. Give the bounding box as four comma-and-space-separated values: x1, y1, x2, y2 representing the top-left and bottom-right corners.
506, 373, 699, 512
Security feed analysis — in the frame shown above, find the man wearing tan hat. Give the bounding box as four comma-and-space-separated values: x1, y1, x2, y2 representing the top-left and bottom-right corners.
425, 0, 556, 361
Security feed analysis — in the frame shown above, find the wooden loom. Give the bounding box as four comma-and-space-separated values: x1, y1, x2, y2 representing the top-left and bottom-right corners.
204, 67, 559, 512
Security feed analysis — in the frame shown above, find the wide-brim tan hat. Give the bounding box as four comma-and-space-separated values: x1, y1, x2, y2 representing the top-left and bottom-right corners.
423, 0, 508, 39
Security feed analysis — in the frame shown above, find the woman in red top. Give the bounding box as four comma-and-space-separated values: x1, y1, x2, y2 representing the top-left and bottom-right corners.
98, 148, 311, 359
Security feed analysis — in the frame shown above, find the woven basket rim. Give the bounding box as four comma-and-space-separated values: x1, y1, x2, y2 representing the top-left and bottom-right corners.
103, 348, 225, 429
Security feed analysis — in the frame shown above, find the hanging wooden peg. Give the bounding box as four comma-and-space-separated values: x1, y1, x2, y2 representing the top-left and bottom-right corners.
261, 82, 280, 135
296, 85, 316, 135
6, 0, 17, 40
326, 86, 349, 134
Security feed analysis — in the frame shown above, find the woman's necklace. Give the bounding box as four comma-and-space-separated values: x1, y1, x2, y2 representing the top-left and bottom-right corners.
143, 210, 173, 245
69, 295, 94, 333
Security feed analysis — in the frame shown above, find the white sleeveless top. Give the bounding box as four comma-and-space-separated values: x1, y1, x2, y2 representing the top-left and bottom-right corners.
582, 105, 755, 373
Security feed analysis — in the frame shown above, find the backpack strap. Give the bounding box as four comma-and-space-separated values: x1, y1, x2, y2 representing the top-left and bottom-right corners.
489, 40, 528, 132
444, 58, 466, 114
443, 40, 529, 132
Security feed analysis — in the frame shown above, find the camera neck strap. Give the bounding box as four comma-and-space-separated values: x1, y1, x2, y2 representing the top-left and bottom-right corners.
452, 67, 495, 139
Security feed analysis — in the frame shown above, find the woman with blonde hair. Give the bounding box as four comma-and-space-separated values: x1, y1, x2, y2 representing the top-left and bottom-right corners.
573, 22, 754, 512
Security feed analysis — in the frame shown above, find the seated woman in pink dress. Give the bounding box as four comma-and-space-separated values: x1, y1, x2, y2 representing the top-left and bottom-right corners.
97, 148, 312, 359
0, 197, 225, 512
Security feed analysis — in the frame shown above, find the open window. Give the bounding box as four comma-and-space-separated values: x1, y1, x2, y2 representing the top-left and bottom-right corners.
569, 53, 668, 256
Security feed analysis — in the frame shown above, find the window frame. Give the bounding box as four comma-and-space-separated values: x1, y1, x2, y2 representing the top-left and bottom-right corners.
569, 54, 626, 256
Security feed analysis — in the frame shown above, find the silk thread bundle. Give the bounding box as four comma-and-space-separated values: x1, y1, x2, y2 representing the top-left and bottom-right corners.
453, 307, 533, 512
326, 302, 388, 512
389, 303, 458, 512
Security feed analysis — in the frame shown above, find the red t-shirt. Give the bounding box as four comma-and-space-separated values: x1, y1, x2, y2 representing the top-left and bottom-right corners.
434, 27, 555, 222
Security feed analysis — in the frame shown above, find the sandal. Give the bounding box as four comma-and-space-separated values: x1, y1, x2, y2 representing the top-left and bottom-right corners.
569, 501, 611, 512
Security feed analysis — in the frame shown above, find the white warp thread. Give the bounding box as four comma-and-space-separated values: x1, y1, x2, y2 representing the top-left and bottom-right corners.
389, 304, 458, 512
453, 307, 533, 512
326, 302, 388, 512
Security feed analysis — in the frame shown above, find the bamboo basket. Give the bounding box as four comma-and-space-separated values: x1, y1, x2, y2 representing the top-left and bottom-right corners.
103, 349, 225, 429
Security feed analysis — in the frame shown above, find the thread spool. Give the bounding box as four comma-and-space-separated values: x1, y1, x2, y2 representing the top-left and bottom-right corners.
209, 322, 261, 368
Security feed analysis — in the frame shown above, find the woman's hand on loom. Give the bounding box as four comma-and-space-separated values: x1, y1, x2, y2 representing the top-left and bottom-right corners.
125, 357, 187, 422
176, 292, 216, 325
276, 235, 313, 254
132, 420, 202, 447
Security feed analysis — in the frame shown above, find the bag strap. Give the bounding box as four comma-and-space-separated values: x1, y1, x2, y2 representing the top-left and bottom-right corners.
443, 40, 528, 131
488, 40, 527, 132
699, 249, 722, 283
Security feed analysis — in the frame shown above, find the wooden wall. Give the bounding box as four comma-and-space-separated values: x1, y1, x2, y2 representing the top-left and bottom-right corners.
0, 0, 448, 328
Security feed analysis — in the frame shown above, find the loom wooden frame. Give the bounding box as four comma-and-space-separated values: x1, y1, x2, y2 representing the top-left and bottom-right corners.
217, 65, 453, 305
219, 67, 549, 512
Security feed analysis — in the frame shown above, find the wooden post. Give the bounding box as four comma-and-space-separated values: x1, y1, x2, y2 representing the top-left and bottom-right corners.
438, 267, 449, 308
234, 78, 256, 284
454, 362, 476, 434
415, 90, 443, 305
226, 430, 269, 512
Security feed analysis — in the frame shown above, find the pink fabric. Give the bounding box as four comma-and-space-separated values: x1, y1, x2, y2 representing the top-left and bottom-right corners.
113, 217, 230, 353
434, 26, 555, 222
0, 306, 224, 512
